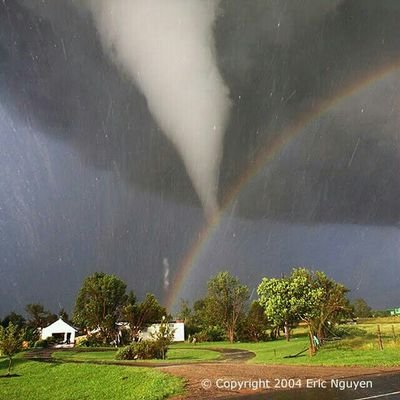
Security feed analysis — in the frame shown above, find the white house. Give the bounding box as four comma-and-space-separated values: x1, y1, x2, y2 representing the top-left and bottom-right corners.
41, 318, 77, 345
141, 321, 185, 342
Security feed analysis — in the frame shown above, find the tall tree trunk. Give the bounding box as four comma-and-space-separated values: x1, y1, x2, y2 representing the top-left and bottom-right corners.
8, 356, 12, 376
308, 324, 316, 356
317, 324, 326, 343
284, 321, 290, 341
228, 328, 234, 343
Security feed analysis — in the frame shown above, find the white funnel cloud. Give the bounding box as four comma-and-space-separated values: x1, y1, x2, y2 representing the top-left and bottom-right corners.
87, 0, 231, 217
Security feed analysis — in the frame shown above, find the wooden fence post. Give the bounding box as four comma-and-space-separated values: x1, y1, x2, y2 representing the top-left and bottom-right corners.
392, 325, 397, 343
377, 325, 383, 350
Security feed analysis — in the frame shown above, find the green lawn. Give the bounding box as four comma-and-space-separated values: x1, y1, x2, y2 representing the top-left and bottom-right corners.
54, 327, 400, 368
53, 347, 220, 364
169, 322, 400, 367
0, 356, 183, 400
2, 319, 398, 400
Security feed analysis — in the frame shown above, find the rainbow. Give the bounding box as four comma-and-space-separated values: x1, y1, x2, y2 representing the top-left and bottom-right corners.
165, 60, 400, 311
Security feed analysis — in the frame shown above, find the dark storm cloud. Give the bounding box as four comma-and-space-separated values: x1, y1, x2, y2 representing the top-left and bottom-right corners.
2, 0, 400, 225
238, 73, 400, 225
216, 0, 400, 225
0, 0, 199, 205
178, 216, 400, 310
2, 0, 400, 315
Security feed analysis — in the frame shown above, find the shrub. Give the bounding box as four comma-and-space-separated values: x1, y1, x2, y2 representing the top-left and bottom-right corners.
333, 326, 367, 338
195, 326, 225, 342
150, 318, 175, 359
76, 334, 104, 347
75, 337, 89, 347
116, 318, 175, 360
0, 322, 24, 375
116, 339, 170, 360
34, 339, 48, 348
116, 343, 137, 360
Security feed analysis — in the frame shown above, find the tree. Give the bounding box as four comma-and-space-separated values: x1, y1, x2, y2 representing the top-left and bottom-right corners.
1, 312, 25, 330
258, 268, 350, 354
312, 271, 351, 339
0, 322, 24, 376
352, 298, 372, 318
25, 304, 57, 340
122, 292, 167, 341
205, 271, 249, 343
150, 316, 175, 360
257, 278, 296, 340
176, 299, 198, 339
72, 272, 127, 342
176, 299, 192, 323
58, 308, 70, 322
242, 301, 270, 342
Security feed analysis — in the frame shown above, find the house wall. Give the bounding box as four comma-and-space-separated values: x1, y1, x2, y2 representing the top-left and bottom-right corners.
41, 327, 76, 343
41, 319, 77, 344
141, 322, 185, 342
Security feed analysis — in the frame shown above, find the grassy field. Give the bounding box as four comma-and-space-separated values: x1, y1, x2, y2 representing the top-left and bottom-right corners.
54, 347, 220, 363
0, 356, 183, 400
179, 319, 400, 367
53, 320, 400, 368
1, 318, 398, 400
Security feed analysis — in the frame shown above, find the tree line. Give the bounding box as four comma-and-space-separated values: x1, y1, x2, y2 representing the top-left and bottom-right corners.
0, 267, 389, 360
177, 268, 352, 353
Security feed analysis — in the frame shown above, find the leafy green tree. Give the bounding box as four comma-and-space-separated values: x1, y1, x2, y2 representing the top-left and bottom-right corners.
242, 301, 270, 342
122, 292, 167, 341
258, 268, 350, 353
312, 271, 351, 339
176, 299, 192, 323
352, 298, 372, 318
179, 298, 222, 341
192, 298, 210, 328
257, 277, 310, 341
205, 271, 249, 343
1, 312, 25, 330
372, 309, 391, 318
25, 304, 57, 340
176, 299, 199, 339
0, 322, 24, 376
72, 272, 127, 342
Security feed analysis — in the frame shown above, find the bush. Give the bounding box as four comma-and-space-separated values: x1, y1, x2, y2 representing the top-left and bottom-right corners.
195, 326, 225, 342
75, 337, 89, 347
333, 326, 367, 338
76, 335, 105, 348
34, 339, 48, 348
116, 340, 169, 360
34, 336, 57, 348
116, 343, 137, 360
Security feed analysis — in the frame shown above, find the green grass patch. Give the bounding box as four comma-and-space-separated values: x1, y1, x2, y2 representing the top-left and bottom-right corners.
54, 347, 220, 364
171, 325, 400, 367
0, 357, 183, 400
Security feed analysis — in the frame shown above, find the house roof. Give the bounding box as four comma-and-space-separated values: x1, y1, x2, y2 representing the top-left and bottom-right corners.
42, 318, 77, 332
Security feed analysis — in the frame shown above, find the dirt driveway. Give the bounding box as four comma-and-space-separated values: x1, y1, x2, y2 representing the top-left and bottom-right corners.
26, 347, 400, 399
160, 363, 400, 399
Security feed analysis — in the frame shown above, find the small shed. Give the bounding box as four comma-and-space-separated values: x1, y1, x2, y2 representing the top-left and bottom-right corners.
41, 318, 77, 345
